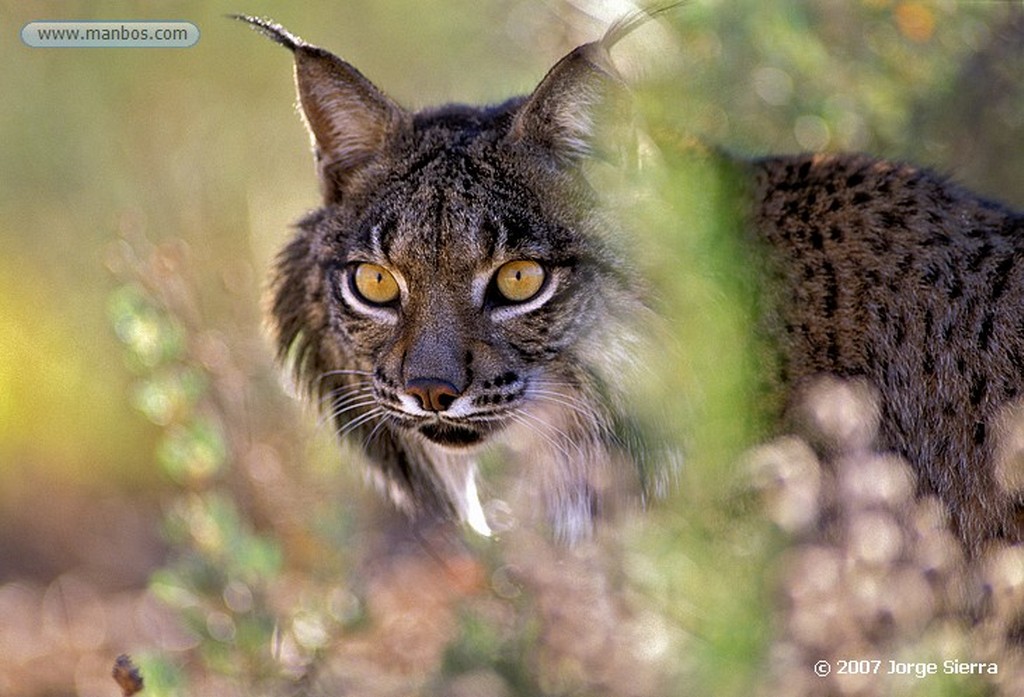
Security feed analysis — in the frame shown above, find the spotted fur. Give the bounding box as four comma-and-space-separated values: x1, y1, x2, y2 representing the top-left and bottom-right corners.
748, 153, 1024, 551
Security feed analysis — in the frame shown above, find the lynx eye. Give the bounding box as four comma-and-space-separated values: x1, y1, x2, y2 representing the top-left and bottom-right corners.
494, 260, 546, 302
351, 263, 400, 305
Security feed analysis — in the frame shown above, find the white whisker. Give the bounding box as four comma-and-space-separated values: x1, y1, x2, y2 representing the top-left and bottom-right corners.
317, 385, 372, 411
318, 384, 375, 411
362, 415, 392, 449
315, 403, 377, 435
508, 409, 580, 462
327, 398, 381, 421
314, 368, 373, 387
527, 389, 611, 441
337, 406, 387, 440
527, 379, 602, 407
527, 387, 601, 417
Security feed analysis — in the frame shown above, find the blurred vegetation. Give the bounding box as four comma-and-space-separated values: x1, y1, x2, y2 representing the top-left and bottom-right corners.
2, 1, 1023, 696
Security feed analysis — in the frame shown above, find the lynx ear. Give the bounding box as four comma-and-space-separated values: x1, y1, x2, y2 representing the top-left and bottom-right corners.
234, 16, 409, 203
507, 12, 651, 165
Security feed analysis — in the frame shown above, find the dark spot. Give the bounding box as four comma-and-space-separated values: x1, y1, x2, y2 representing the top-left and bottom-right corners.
864, 341, 878, 366
822, 261, 838, 316
846, 172, 865, 188
974, 421, 987, 446
865, 268, 881, 286
852, 191, 872, 205
948, 276, 963, 300
968, 242, 993, 273
880, 210, 903, 229
810, 229, 824, 251
826, 336, 840, 364
990, 254, 1015, 302
970, 374, 987, 407
979, 312, 995, 351
869, 235, 892, 256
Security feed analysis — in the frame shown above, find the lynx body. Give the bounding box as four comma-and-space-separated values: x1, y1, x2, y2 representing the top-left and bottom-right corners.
239, 15, 1024, 550
751, 153, 1024, 549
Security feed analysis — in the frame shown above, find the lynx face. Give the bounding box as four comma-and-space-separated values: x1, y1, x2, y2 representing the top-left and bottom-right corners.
241, 15, 649, 539
316, 118, 608, 451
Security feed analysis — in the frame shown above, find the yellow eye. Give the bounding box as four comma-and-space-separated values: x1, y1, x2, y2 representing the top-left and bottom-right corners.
495, 260, 545, 302
352, 263, 400, 305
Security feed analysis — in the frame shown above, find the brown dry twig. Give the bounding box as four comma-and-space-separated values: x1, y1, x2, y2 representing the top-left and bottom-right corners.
112, 655, 144, 697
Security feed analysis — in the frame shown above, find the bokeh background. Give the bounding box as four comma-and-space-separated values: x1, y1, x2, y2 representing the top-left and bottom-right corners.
1, 1, 1023, 696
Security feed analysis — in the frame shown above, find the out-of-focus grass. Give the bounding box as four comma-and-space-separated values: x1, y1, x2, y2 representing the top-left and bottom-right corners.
2, 1, 1023, 696
622, 161, 770, 696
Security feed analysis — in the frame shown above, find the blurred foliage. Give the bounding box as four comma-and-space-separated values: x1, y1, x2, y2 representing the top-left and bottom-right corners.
2, 1, 1024, 696
105, 249, 283, 693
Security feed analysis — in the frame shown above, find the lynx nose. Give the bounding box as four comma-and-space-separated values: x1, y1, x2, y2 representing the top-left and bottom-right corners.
406, 378, 460, 412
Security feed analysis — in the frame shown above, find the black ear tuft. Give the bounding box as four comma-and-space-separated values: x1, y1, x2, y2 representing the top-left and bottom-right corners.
230, 14, 304, 51
234, 15, 410, 203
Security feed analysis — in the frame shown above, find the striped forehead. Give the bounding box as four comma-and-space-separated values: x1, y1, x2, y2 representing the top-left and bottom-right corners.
372, 195, 495, 268
350, 147, 562, 267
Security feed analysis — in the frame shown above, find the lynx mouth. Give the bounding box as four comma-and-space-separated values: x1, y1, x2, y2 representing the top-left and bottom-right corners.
418, 422, 487, 447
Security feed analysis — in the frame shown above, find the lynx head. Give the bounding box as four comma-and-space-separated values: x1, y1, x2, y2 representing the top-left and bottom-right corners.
237, 15, 653, 538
